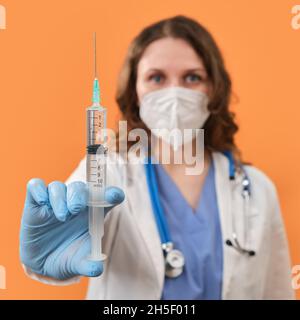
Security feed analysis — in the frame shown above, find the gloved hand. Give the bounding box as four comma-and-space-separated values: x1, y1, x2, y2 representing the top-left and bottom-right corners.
20, 178, 125, 280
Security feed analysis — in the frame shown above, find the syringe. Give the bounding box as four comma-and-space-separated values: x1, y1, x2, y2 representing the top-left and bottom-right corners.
86, 32, 110, 261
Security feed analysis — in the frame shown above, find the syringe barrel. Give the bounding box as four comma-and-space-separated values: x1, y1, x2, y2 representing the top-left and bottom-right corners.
86, 145, 108, 206
87, 106, 106, 146
86, 105, 108, 207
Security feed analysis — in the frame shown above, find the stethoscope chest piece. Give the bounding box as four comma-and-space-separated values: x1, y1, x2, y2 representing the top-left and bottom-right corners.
164, 248, 185, 278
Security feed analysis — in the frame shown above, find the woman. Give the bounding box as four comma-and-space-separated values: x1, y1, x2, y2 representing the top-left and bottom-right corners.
19, 15, 294, 299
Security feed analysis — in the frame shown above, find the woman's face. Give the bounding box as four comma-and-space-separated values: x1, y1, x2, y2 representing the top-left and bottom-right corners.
136, 37, 211, 103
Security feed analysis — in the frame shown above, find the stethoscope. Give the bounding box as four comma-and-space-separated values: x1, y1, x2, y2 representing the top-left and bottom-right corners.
222, 150, 256, 257
144, 150, 255, 279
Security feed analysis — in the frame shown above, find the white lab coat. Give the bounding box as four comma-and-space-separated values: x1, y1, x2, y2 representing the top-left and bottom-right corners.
23, 151, 295, 299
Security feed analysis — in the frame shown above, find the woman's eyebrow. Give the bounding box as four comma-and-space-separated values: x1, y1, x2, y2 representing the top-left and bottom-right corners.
146, 67, 206, 73
183, 68, 208, 76
184, 68, 206, 72
146, 68, 163, 73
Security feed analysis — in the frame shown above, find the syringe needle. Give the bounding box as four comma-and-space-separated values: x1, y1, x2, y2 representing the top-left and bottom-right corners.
94, 32, 97, 79
92, 32, 100, 104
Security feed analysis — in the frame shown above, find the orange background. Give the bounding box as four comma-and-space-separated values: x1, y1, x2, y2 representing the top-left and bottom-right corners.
0, 0, 299, 299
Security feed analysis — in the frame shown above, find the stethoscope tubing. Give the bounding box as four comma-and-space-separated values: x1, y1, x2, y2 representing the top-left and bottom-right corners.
144, 151, 254, 256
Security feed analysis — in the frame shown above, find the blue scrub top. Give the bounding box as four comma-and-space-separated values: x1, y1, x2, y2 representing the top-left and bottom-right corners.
153, 158, 223, 300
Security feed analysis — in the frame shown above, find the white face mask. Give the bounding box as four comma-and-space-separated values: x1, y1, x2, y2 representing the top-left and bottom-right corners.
139, 86, 210, 149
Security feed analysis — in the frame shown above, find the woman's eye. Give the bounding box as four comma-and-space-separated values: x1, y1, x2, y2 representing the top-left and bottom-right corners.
185, 74, 202, 83
149, 74, 163, 83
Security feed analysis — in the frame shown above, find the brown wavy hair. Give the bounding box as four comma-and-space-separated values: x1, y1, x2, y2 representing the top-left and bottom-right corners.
115, 15, 246, 165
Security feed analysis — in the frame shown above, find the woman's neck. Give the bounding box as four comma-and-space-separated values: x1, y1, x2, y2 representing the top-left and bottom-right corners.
152, 137, 211, 174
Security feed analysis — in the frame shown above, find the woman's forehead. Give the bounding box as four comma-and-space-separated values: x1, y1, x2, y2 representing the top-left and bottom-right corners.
138, 38, 205, 73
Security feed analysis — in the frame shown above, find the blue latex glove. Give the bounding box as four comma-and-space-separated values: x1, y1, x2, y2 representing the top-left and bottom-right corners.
20, 178, 125, 280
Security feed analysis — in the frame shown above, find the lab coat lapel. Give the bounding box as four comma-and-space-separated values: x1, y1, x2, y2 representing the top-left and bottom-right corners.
212, 151, 240, 299
126, 157, 165, 297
